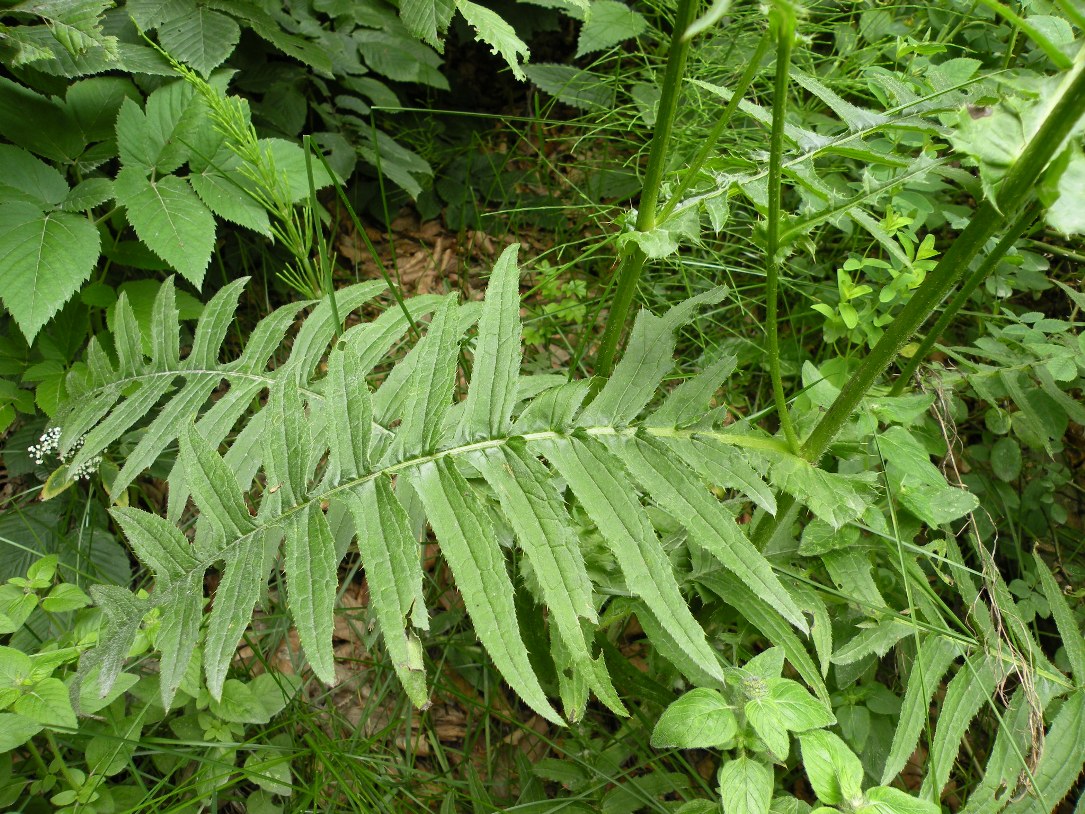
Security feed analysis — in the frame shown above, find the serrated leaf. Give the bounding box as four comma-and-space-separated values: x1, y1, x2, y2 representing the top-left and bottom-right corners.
341, 478, 428, 707
719, 756, 773, 814
580, 287, 728, 427
881, 636, 961, 784
455, 0, 530, 80
921, 656, 1000, 799
113, 167, 216, 288
284, 504, 339, 685
800, 730, 864, 807
651, 688, 737, 748
0, 144, 68, 206
522, 64, 615, 111
158, 7, 241, 76
14, 677, 75, 728
576, 0, 647, 57
188, 157, 271, 236
1003, 690, 1085, 814
411, 458, 561, 723
0, 202, 99, 342
460, 243, 522, 441
61, 177, 114, 211
1032, 553, 1084, 685
472, 445, 624, 717
538, 437, 725, 685
606, 434, 806, 632
400, 0, 456, 48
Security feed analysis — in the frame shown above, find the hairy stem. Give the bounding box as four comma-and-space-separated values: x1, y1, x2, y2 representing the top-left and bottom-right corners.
656, 30, 772, 224
892, 200, 1040, 394
594, 0, 700, 379
766, 5, 800, 453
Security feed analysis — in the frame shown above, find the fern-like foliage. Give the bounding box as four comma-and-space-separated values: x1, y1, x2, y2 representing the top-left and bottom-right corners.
54, 245, 866, 722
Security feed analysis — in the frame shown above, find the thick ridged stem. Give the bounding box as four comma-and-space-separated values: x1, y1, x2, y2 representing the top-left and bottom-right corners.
800, 62, 1085, 463
891, 200, 1040, 394
594, 0, 700, 379
766, 6, 800, 453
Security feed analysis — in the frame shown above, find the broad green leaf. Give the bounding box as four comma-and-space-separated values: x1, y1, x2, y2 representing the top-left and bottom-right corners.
341, 478, 428, 707
860, 786, 939, 814
1032, 552, 1085, 685
0, 713, 43, 751
576, 0, 647, 57
400, 0, 456, 48
745, 678, 835, 758
113, 167, 216, 288
456, 0, 530, 80
460, 243, 522, 441
651, 688, 738, 749
0, 144, 68, 206
40, 583, 90, 613
411, 458, 561, 723
718, 756, 773, 814
800, 730, 864, 807
0, 202, 99, 342
158, 7, 241, 76
14, 677, 76, 728
606, 434, 806, 631
538, 437, 725, 684
188, 154, 272, 236
881, 636, 961, 784
61, 177, 113, 212
258, 138, 336, 203
115, 82, 204, 174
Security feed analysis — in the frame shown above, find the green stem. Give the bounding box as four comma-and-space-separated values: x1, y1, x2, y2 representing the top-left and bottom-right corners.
891, 200, 1040, 394
594, 0, 701, 379
303, 136, 340, 335
656, 30, 772, 224
974, 0, 1073, 69
801, 61, 1085, 463
766, 6, 800, 454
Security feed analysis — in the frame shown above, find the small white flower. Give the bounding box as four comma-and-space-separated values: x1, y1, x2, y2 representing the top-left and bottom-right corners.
28, 427, 102, 479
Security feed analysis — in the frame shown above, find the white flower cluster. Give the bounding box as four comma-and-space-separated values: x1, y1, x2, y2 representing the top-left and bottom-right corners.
28, 427, 102, 480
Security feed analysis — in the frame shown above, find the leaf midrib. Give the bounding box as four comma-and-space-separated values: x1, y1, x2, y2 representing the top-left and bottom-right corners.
150, 425, 792, 605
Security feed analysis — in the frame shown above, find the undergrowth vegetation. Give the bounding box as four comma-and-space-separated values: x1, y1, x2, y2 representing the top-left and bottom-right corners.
1, 0, 1084, 812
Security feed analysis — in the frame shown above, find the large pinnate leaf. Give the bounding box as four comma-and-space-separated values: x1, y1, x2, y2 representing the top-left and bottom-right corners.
61, 245, 836, 723
0, 201, 99, 342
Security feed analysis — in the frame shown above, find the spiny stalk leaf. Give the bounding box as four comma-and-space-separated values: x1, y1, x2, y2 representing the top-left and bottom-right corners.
922, 656, 1002, 799
410, 458, 561, 723
460, 243, 522, 441
341, 477, 428, 707
605, 433, 806, 632
1003, 690, 1085, 814
1032, 552, 1085, 686
60, 250, 851, 720
538, 436, 726, 684
882, 635, 963, 784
